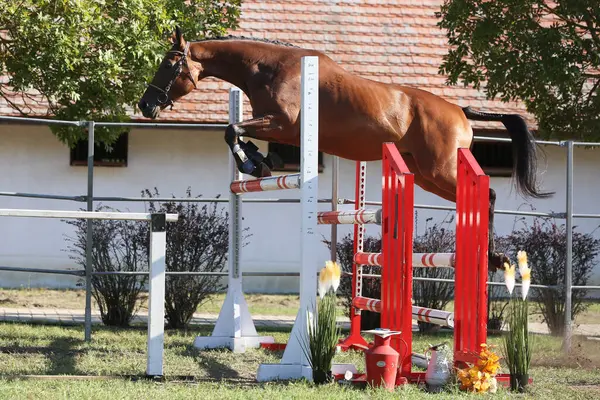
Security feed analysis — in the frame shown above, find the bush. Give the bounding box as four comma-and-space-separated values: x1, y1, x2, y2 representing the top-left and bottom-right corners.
142, 188, 232, 329
496, 217, 600, 336
412, 214, 456, 332
64, 205, 148, 326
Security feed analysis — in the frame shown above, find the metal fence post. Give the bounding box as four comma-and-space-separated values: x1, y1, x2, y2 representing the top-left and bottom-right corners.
85, 121, 95, 342
331, 156, 339, 261
564, 140, 574, 354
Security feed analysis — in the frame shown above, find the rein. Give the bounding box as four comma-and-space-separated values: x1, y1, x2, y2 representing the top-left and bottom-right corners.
147, 42, 197, 109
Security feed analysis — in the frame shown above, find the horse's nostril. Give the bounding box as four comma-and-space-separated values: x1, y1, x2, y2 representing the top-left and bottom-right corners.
138, 100, 147, 110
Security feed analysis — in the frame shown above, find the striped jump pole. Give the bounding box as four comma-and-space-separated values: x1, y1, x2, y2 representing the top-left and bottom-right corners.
352, 252, 454, 268
317, 209, 381, 225
353, 252, 382, 266
352, 297, 454, 328
413, 253, 455, 268
230, 174, 301, 194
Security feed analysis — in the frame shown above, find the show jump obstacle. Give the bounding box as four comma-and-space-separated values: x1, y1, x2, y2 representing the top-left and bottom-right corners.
338, 144, 491, 382
193, 55, 493, 384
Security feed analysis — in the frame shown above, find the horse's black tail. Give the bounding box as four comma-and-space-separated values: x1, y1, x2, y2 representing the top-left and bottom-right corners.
462, 106, 553, 199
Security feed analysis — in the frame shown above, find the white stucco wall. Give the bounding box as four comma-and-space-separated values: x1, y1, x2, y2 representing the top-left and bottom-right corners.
1, 124, 599, 293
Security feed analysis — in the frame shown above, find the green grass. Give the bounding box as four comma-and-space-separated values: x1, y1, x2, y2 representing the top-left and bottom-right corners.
3, 288, 599, 327
0, 321, 599, 399
0, 289, 308, 317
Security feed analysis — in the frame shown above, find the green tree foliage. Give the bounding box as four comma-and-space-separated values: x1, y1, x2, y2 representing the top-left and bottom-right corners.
0, 0, 241, 145
437, 1, 599, 140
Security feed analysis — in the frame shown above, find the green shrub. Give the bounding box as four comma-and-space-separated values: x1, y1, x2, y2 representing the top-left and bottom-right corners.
64, 205, 148, 327
142, 188, 235, 329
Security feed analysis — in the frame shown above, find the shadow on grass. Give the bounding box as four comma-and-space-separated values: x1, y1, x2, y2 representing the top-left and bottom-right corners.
46, 337, 83, 374
0, 333, 85, 375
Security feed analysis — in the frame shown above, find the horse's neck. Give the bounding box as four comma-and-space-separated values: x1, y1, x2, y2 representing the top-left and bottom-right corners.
193, 41, 259, 93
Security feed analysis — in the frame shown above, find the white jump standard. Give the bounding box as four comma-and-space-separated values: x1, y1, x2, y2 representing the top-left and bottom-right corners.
193, 88, 275, 353
255, 56, 321, 382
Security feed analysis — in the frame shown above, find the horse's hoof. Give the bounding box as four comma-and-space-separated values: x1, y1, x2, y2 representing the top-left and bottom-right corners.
254, 162, 272, 178
265, 152, 284, 169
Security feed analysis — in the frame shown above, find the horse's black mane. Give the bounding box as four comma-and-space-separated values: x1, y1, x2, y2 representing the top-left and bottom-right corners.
192, 35, 300, 48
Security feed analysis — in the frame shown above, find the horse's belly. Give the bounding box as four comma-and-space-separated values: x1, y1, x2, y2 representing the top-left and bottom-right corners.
318, 126, 403, 162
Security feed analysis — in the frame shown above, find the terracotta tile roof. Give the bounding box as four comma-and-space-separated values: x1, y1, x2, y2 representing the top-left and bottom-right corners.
0, 0, 536, 131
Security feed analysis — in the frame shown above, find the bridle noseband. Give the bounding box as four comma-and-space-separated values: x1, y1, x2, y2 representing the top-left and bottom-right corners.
147, 42, 197, 109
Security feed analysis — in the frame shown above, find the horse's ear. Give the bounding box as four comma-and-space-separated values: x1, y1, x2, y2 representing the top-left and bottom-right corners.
175, 25, 183, 44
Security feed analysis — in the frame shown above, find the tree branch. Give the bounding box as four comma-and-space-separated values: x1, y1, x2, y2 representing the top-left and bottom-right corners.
0, 87, 30, 115
582, 9, 600, 49
540, 3, 600, 36
586, 77, 600, 104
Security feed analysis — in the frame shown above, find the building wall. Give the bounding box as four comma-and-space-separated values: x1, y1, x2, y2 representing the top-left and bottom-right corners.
1, 124, 599, 292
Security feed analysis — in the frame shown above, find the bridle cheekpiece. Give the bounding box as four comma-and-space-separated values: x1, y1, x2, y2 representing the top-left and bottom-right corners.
147, 41, 197, 109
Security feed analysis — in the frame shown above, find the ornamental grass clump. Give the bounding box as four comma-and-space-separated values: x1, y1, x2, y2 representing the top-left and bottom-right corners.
300, 261, 342, 384
502, 250, 534, 393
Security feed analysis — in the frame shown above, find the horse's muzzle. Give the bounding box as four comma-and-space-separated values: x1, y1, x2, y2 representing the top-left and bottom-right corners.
138, 99, 160, 119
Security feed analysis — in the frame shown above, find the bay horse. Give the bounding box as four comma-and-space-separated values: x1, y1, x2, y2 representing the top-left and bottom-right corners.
137, 27, 553, 271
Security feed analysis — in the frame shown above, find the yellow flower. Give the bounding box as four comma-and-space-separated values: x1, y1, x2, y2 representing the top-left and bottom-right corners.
327, 260, 341, 292
504, 262, 516, 295
318, 265, 330, 299
477, 344, 502, 375
457, 368, 472, 390
319, 261, 341, 298
517, 250, 528, 270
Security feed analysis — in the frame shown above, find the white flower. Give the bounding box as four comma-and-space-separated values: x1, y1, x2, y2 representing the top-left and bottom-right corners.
517, 250, 531, 300
489, 377, 498, 394
504, 263, 516, 295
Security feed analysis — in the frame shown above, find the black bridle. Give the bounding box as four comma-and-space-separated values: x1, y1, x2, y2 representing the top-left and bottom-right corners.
147, 42, 197, 109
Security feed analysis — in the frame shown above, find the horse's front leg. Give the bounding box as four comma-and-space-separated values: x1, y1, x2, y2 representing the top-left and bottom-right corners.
224, 114, 286, 178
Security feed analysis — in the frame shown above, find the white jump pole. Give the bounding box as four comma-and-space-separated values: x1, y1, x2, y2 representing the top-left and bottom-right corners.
193, 87, 274, 352
256, 56, 320, 382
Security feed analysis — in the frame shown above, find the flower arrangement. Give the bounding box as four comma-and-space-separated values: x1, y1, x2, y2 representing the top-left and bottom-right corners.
299, 261, 342, 384
502, 250, 534, 392
456, 344, 501, 393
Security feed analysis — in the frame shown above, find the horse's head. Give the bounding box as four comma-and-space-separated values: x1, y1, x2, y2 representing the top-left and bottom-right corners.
138, 26, 199, 119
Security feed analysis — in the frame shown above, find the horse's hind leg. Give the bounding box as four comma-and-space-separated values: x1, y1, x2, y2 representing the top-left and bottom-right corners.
488, 188, 510, 271
224, 115, 288, 178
